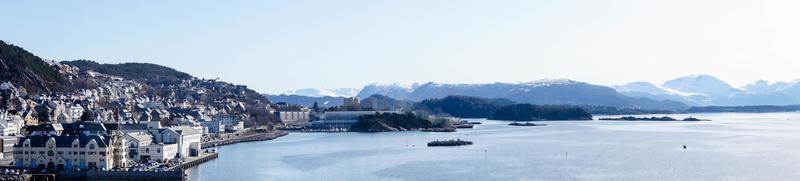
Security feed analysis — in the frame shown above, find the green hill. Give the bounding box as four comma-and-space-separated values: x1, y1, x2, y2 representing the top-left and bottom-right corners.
62, 60, 192, 81
0, 40, 67, 93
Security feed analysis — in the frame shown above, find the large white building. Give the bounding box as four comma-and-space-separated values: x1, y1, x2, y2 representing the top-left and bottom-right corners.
14, 123, 129, 171
111, 122, 202, 163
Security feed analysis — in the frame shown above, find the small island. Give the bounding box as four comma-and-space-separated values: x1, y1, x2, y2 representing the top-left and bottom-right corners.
599, 116, 711, 121
454, 120, 474, 128
427, 139, 473, 147
509, 122, 547, 127
420, 127, 456, 132
349, 112, 447, 132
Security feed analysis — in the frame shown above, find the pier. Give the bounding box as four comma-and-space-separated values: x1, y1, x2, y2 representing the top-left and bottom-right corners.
170, 152, 219, 171
202, 130, 287, 149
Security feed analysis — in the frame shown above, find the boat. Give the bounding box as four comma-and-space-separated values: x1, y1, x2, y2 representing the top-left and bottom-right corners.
427, 139, 473, 147
508, 122, 547, 127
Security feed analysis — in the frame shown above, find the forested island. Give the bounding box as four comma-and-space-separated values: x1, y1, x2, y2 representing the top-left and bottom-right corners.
489, 104, 593, 121
416, 95, 514, 118
599, 116, 711, 121
349, 112, 441, 132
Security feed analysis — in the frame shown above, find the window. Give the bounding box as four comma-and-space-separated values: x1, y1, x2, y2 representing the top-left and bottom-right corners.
145, 148, 149, 153
47, 151, 54, 156
80, 152, 85, 155
57, 151, 63, 155
88, 144, 95, 149
88, 152, 95, 155
99, 152, 106, 156
23, 151, 28, 154
157, 149, 161, 153
39, 151, 45, 154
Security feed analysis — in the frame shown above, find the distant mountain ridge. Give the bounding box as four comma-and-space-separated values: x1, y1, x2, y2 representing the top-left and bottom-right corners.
351, 79, 688, 111
615, 74, 800, 106
281, 88, 360, 98
265, 94, 345, 108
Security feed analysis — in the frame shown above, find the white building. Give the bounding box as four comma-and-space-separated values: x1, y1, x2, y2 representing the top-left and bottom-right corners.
14, 123, 129, 171
115, 123, 202, 163
211, 115, 244, 132
0, 112, 23, 136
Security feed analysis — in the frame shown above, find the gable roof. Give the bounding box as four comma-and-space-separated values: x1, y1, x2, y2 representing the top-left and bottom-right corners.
16, 135, 110, 148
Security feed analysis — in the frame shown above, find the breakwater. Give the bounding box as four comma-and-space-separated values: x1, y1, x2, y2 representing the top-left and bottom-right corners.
202, 131, 288, 149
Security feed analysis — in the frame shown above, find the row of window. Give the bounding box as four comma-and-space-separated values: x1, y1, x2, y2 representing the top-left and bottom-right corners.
22, 144, 97, 149
15, 151, 106, 156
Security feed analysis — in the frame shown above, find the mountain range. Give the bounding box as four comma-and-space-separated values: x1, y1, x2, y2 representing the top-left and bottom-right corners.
277, 75, 800, 110
615, 74, 800, 106
275, 79, 688, 111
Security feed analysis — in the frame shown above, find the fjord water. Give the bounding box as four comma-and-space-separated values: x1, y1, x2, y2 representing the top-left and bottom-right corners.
187, 113, 800, 181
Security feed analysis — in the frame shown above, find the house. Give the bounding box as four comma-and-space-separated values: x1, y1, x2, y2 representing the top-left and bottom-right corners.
211, 115, 244, 132
0, 111, 23, 136
200, 121, 224, 134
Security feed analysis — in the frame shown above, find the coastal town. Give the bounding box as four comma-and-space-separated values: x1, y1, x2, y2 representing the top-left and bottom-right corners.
0, 57, 457, 180
0, 60, 301, 180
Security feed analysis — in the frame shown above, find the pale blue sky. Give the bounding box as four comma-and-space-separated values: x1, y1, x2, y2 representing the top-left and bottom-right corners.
2, 0, 800, 93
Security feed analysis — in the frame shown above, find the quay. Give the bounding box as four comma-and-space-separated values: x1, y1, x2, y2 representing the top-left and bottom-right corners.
202, 130, 288, 149
170, 152, 219, 171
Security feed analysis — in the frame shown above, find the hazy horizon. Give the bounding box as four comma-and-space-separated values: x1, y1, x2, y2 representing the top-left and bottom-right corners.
3, 0, 800, 93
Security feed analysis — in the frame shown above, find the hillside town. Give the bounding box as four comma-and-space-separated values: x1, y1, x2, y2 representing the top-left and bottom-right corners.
0, 61, 288, 178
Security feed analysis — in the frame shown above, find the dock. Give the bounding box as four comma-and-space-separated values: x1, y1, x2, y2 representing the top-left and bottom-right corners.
169, 152, 219, 171
202, 131, 287, 149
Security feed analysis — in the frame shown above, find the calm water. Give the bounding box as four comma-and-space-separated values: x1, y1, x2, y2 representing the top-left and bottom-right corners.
186, 112, 800, 181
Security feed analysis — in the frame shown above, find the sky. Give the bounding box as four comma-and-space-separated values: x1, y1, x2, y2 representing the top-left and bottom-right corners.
2, 0, 800, 93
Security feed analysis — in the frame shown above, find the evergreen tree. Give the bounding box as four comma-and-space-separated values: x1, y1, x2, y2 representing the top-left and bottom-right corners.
80, 109, 94, 122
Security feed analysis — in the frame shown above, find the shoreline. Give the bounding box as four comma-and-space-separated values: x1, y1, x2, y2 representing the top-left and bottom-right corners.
202, 130, 289, 149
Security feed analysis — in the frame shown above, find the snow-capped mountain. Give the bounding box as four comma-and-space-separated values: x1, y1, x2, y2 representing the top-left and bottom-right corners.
662, 74, 743, 97
356, 83, 414, 100
614, 81, 702, 105
281, 88, 360, 98
356, 79, 688, 111
616, 75, 800, 106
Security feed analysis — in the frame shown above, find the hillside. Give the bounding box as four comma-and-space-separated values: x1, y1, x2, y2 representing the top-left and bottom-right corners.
360, 94, 414, 111
490, 104, 593, 121
62, 60, 192, 82
349, 112, 435, 132
0, 41, 68, 93
416, 95, 515, 118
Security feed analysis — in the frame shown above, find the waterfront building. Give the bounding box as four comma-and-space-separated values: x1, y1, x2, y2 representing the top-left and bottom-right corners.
200, 121, 224, 134
13, 122, 129, 171
272, 111, 310, 123
110, 122, 202, 163
210, 115, 245, 132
